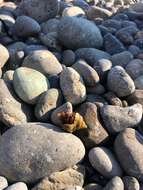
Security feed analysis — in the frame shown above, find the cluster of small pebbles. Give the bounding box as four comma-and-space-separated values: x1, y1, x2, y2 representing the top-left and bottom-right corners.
0, 0, 143, 189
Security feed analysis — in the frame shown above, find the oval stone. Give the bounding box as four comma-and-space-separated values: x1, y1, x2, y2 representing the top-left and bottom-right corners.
0, 123, 85, 183
13, 67, 49, 104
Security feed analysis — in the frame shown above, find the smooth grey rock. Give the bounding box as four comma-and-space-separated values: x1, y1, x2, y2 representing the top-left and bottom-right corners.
107, 66, 135, 97
41, 18, 60, 34
24, 45, 47, 55
16, 0, 59, 23
114, 128, 143, 181
35, 88, 63, 121
126, 59, 143, 80
12, 16, 41, 37
87, 83, 105, 95
89, 147, 122, 178
0, 123, 85, 183
5, 182, 28, 190
135, 75, 143, 89
103, 177, 124, 190
22, 50, 63, 76
123, 176, 140, 190
0, 79, 31, 127
75, 48, 110, 66
60, 67, 86, 105
100, 104, 142, 134
51, 102, 73, 126
72, 60, 99, 87
0, 44, 9, 68
127, 90, 143, 107
13, 67, 49, 104
111, 51, 133, 67
58, 17, 103, 49
76, 102, 109, 149
62, 50, 75, 67
84, 183, 102, 190
0, 176, 8, 190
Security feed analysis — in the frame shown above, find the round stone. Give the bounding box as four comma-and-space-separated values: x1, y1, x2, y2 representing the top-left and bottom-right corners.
0, 123, 85, 183
60, 67, 86, 105
123, 176, 140, 190
16, 0, 59, 23
135, 75, 143, 89
13, 67, 49, 104
22, 50, 63, 76
89, 147, 122, 178
0, 176, 8, 190
0, 44, 9, 68
103, 177, 124, 190
12, 16, 41, 37
35, 88, 63, 121
3, 70, 14, 81
107, 66, 135, 97
58, 17, 103, 49
62, 6, 85, 17
114, 128, 143, 181
5, 182, 28, 190
62, 50, 76, 66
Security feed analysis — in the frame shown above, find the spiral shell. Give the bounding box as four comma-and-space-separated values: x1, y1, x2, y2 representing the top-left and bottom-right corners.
57, 112, 87, 133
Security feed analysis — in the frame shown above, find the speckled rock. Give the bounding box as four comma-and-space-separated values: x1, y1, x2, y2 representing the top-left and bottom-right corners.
60, 67, 86, 105
51, 102, 73, 126
114, 128, 143, 181
5, 182, 28, 190
35, 88, 63, 121
58, 17, 103, 49
103, 177, 124, 190
0, 176, 8, 190
3, 70, 14, 81
12, 16, 41, 37
16, 0, 59, 23
75, 102, 109, 149
104, 33, 125, 55
84, 183, 102, 190
75, 48, 110, 66
62, 50, 76, 66
32, 166, 85, 190
22, 50, 63, 75
87, 6, 112, 20
126, 59, 143, 80
62, 6, 85, 17
89, 147, 122, 178
72, 60, 99, 87
123, 176, 140, 190
107, 66, 135, 97
13, 67, 49, 104
127, 90, 143, 106
134, 75, 143, 89
0, 123, 85, 183
111, 51, 133, 67
100, 104, 142, 134
0, 44, 9, 68
0, 79, 31, 127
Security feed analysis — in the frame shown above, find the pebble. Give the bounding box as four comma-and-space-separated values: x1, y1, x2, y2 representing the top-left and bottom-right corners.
0, 79, 31, 127
100, 104, 142, 134
123, 176, 140, 190
0, 123, 85, 183
89, 147, 122, 178
5, 182, 28, 190
107, 66, 135, 97
35, 88, 63, 121
134, 75, 143, 89
22, 50, 63, 76
128, 45, 141, 57
58, 17, 103, 49
75, 48, 110, 66
111, 51, 133, 67
13, 67, 49, 104
16, 0, 59, 23
76, 102, 109, 149
103, 177, 124, 190
72, 59, 99, 86
126, 59, 143, 80
0, 176, 8, 190
127, 90, 143, 106
3, 70, 14, 81
104, 33, 125, 55
62, 6, 85, 17
87, 83, 105, 95
114, 128, 143, 181
0, 44, 9, 68
12, 16, 41, 37
41, 18, 60, 34
32, 166, 85, 190
84, 183, 103, 190
60, 67, 86, 105
62, 50, 76, 66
